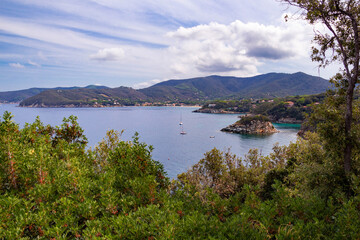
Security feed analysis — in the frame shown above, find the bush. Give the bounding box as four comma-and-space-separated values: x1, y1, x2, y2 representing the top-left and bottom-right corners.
174, 146, 285, 201
238, 115, 270, 125
0, 112, 169, 239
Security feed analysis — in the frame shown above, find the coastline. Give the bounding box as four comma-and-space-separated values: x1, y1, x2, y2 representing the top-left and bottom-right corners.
193, 108, 240, 114
194, 109, 304, 124
16, 103, 202, 109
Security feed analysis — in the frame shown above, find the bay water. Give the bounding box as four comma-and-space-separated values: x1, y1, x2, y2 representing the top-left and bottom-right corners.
0, 104, 300, 179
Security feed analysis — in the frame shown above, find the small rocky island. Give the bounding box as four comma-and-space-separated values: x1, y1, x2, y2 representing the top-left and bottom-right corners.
221, 114, 279, 135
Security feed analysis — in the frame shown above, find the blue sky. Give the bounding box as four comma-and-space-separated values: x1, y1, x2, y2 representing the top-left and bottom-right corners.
0, 0, 338, 91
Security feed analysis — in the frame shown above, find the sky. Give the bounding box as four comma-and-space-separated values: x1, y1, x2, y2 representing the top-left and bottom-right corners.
0, 0, 339, 91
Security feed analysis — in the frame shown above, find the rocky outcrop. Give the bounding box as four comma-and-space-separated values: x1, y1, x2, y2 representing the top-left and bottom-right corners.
221, 120, 279, 135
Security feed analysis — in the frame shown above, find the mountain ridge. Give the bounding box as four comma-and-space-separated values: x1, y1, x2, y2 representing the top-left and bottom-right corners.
0, 72, 332, 107
138, 72, 331, 101
0, 85, 109, 103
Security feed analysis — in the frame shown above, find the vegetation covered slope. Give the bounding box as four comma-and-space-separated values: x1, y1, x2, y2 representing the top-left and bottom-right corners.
17, 72, 331, 107
141, 72, 331, 100
197, 93, 328, 122
0, 85, 109, 103
19, 87, 147, 107
0, 88, 49, 103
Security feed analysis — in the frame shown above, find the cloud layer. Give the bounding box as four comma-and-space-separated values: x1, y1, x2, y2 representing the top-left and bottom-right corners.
166, 20, 311, 77
0, 0, 333, 91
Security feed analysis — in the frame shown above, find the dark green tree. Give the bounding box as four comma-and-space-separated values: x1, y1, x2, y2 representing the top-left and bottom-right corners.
281, 0, 360, 174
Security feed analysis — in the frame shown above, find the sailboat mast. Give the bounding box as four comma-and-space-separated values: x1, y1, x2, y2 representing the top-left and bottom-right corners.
179, 112, 183, 125
179, 110, 186, 134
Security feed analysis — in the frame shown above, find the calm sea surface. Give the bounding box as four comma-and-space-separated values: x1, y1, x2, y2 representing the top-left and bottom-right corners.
0, 104, 300, 179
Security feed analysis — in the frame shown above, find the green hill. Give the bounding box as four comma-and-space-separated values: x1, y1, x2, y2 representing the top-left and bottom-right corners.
0, 85, 108, 103
15, 72, 332, 107
19, 87, 146, 107
140, 72, 331, 100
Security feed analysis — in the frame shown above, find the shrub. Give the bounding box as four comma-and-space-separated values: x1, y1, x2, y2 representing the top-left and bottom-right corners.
0, 112, 169, 239
175, 146, 285, 201
238, 115, 270, 125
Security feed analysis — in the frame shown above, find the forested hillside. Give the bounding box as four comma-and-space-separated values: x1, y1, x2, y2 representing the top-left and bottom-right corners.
19, 87, 147, 107
144, 72, 330, 100
16, 72, 331, 107
196, 93, 328, 123
0, 85, 108, 103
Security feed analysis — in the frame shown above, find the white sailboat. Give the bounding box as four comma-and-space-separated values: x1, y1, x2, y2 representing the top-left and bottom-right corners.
179, 112, 186, 134
180, 128, 187, 135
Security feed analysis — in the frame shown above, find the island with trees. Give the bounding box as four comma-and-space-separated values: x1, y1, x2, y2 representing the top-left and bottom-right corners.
221, 114, 279, 134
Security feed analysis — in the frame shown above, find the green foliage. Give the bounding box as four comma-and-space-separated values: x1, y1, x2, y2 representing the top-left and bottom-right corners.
300, 91, 360, 194
0, 113, 168, 238
251, 94, 326, 121
2, 112, 360, 239
175, 147, 285, 201
281, 0, 360, 180
201, 99, 252, 112
238, 115, 270, 125
199, 93, 326, 122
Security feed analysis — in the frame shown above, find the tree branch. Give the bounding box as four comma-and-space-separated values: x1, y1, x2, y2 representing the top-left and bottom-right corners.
321, 15, 352, 80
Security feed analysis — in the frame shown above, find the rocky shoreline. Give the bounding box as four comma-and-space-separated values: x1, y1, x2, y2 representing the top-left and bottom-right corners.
221, 119, 279, 135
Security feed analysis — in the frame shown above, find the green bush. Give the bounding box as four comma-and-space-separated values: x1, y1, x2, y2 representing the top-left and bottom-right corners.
238, 115, 270, 125
0, 112, 169, 239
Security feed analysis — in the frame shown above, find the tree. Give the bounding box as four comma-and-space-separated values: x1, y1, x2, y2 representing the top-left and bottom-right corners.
281, 0, 360, 174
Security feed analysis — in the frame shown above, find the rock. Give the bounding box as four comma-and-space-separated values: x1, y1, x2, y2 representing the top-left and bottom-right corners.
221, 120, 279, 135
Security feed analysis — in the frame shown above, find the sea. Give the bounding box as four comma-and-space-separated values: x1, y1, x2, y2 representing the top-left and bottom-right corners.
0, 104, 300, 179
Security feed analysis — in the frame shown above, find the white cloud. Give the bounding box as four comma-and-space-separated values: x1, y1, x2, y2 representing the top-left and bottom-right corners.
133, 79, 161, 89
166, 19, 312, 76
90, 48, 125, 61
9, 62, 25, 68
28, 60, 41, 67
